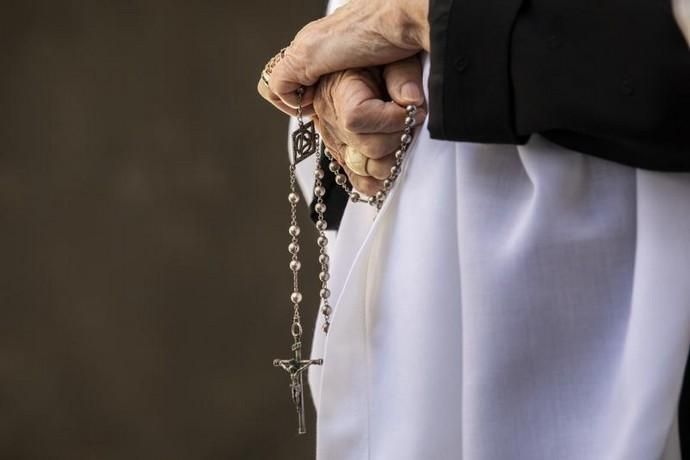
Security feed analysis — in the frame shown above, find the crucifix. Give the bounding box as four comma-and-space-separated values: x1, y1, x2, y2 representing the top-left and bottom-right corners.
273, 341, 323, 434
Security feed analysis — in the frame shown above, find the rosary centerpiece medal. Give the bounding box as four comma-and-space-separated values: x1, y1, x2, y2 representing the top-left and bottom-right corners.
273, 87, 418, 435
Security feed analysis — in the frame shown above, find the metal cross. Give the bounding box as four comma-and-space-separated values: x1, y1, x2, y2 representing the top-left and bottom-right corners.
273, 343, 323, 434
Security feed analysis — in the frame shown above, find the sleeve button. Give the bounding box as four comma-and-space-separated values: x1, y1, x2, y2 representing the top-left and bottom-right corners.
454, 56, 470, 73
620, 78, 635, 96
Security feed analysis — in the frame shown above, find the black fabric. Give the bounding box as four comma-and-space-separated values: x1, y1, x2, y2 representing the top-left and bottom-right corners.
428, 0, 690, 171
680, 353, 690, 458
428, 0, 526, 143
309, 152, 349, 230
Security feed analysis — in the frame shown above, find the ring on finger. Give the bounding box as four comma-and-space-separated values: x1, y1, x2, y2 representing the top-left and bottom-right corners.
260, 70, 271, 86
344, 146, 370, 177
260, 47, 287, 86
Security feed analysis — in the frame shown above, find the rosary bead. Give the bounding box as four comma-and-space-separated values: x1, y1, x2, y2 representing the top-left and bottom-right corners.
319, 271, 330, 282
289, 260, 301, 271
320, 288, 331, 299
291, 292, 303, 304
314, 186, 326, 197
376, 191, 386, 202
383, 179, 392, 190
315, 202, 327, 214
288, 192, 300, 204
317, 235, 328, 247
322, 322, 330, 333
394, 149, 404, 160
329, 161, 340, 173
321, 304, 332, 315
315, 168, 325, 179
288, 225, 301, 237
401, 133, 412, 145
406, 105, 417, 115
335, 173, 347, 185
390, 165, 400, 176
288, 243, 300, 254
404, 116, 415, 127
350, 192, 361, 203
368, 196, 377, 206
319, 254, 329, 264
316, 220, 327, 231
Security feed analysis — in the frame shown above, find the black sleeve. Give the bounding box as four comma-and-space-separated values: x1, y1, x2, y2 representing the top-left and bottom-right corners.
428, 0, 526, 144
428, 0, 690, 171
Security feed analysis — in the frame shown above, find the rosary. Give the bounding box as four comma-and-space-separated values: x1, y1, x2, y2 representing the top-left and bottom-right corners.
272, 87, 418, 435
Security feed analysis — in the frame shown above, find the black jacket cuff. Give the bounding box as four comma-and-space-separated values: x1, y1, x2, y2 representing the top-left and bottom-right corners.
428, 0, 527, 144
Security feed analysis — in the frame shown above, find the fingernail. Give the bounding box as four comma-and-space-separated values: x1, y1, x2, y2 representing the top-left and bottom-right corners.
401, 82, 422, 103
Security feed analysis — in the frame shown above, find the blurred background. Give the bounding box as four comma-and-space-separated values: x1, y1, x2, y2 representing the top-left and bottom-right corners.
0, 0, 326, 458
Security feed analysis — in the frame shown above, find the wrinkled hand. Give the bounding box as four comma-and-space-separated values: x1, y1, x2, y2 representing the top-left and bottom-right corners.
313, 56, 426, 196
257, 0, 429, 115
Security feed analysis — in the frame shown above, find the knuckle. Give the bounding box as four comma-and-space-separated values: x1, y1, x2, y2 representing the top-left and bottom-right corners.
360, 138, 389, 159
291, 23, 322, 83
342, 109, 366, 132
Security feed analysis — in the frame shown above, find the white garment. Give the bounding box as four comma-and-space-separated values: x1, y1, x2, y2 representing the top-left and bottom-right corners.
673, 0, 690, 45
293, 4, 690, 458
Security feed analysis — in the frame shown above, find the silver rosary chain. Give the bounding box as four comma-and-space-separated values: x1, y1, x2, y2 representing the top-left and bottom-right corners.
324, 104, 417, 210
312, 147, 333, 333
288, 101, 417, 336
288, 164, 303, 342
274, 87, 417, 436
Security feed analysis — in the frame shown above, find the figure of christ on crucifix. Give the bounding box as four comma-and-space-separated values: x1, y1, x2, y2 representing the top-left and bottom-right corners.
273, 345, 323, 435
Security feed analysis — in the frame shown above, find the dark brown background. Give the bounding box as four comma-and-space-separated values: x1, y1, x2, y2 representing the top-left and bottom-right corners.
0, 1, 325, 458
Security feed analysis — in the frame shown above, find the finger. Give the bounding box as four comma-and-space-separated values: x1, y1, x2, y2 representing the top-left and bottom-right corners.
365, 154, 397, 180
342, 164, 383, 197
330, 67, 425, 134
313, 116, 345, 165
270, 13, 419, 109
268, 42, 319, 109
257, 79, 315, 117
340, 99, 427, 134
313, 72, 345, 131
314, 70, 401, 159
345, 132, 402, 160
383, 55, 426, 108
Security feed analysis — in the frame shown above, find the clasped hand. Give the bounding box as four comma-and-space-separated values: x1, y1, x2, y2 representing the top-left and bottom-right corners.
257, 0, 429, 194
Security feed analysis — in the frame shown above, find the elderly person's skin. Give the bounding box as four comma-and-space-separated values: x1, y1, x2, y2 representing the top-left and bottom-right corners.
256, 0, 429, 193
313, 56, 426, 195
674, 0, 690, 44
257, 0, 429, 114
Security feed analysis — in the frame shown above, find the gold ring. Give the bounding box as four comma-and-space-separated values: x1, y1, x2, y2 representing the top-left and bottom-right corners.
345, 146, 370, 177
260, 70, 271, 86
261, 47, 287, 86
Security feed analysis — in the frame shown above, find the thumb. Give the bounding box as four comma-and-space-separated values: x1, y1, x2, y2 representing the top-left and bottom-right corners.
383, 55, 425, 108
